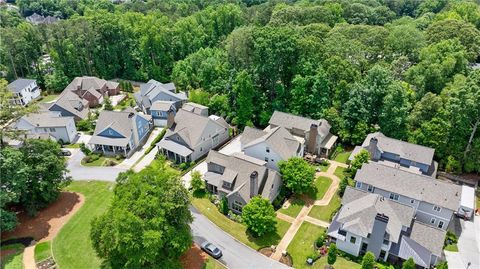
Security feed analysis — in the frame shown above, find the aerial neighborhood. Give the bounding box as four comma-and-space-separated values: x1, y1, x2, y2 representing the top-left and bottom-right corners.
1, 1, 479, 269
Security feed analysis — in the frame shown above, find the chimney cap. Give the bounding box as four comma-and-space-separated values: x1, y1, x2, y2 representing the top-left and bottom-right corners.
310, 123, 318, 128
250, 171, 258, 178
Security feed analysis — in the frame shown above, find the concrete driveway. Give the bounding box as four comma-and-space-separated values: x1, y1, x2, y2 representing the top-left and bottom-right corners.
445, 217, 480, 269
66, 149, 127, 181
118, 128, 160, 169
190, 206, 290, 269
182, 135, 242, 188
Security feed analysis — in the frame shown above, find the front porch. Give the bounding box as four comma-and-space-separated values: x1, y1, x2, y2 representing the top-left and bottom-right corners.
160, 147, 191, 163
91, 143, 132, 157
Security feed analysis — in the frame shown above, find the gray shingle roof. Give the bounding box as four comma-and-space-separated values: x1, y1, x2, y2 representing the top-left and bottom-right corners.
138, 79, 186, 109
182, 102, 208, 115
409, 221, 446, 257
205, 151, 280, 203
362, 132, 435, 165
20, 111, 72, 128
243, 126, 300, 160
51, 91, 89, 120
151, 101, 174, 111
162, 109, 229, 148
7, 78, 36, 93
337, 187, 415, 243
268, 111, 332, 137
355, 162, 462, 210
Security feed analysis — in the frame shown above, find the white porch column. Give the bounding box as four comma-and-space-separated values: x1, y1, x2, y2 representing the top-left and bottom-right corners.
101, 145, 105, 154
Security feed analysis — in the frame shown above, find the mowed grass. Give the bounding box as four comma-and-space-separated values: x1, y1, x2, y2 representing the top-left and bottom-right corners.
333, 151, 352, 164
286, 222, 360, 269
81, 156, 120, 167
334, 166, 347, 180
52, 181, 114, 269
278, 197, 305, 218
203, 256, 226, 269
1, 244, 24, 269
40, 94, 59, 103
191, 197, 291, 250
287, 222, 325, 268
308, 193, 342, 222
34, 241, 51, 262
444, 244, 459, 252
311, 176, 332, 200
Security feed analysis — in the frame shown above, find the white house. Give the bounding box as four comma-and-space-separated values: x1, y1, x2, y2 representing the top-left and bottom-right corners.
15, 110, 78, 143
7, 78, 41, 106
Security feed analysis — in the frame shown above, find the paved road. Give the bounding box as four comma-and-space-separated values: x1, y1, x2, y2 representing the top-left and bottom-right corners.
190, 207, 290, 269
66, 149, 127, 181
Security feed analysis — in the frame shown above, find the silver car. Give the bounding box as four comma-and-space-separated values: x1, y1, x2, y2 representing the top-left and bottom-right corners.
200, 241, 222, 259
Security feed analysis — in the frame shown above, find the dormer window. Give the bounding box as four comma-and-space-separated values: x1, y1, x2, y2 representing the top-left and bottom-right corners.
367, 185, 374, 192
389, 193, 399, 201
433, 205, 441, 212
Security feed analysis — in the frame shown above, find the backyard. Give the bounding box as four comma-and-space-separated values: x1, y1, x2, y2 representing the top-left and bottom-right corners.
278, 197, 305, 218
307, 176, 333, 200
191, 196, 291, 250
286, 222, 360, 269
308, 193, 342, 222
332, 148, 352, 164
52, 181, 114, 269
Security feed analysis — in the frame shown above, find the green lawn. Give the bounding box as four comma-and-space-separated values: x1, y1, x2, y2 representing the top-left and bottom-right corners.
444, 244, 459, 252
311, 176, 333, 200
308, 193, 342, 222
278, 197, 305, 218
40, 94, 59, 103
333, 151, 352, 164
191, 197, 291, 250
286, 222, 360, 269
81, 156, 120, 167
1, 244, 24, 269
203, 256, 225, 269
34, 241, 51, 263
334, 167, 347, 180
315, 163, 330, 172
64, 144, 80, 149
52, 181, 114, 269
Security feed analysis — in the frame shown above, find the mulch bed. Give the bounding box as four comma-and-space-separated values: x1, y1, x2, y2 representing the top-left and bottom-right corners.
37, 257, 56, 269
259, 247, 293, 267
180, 244, 208, 269
1, 192, 82, 242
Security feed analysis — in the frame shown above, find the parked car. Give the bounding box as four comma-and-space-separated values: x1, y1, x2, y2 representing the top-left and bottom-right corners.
59, 149, 72, 156
200, 241, 222, 259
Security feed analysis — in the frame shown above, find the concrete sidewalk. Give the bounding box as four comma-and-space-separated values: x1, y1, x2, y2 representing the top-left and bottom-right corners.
118, 128, 160, 169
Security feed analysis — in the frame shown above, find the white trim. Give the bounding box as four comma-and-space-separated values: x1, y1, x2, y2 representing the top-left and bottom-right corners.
415, 208, 451, 222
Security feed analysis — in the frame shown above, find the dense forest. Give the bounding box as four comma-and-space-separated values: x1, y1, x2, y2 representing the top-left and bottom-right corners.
1, 0, 479, 173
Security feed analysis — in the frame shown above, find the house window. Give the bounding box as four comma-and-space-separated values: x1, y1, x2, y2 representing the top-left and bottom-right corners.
367, 185, 374, 192
232, 200, 243, 212
44, 128, 48, 132
379, 250, 386, 260
200, 147, 203, 152
389, 193, 399, 201
350, 236, 356, 244
438, 221, 445, 229
49, 128, 55, 132
355, 182, 362, 188
383, 239, 389, 245
264, 157, 269, 162
410, 199, 415, 204
266, 147, 270, 153
433, 205, 441, 212
430, 218, 436, 225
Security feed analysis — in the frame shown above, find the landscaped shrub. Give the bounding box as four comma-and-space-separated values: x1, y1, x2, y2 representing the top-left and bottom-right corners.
444, 230, 458, 246
83, 156, 92, 163
218, 197, 229, 215
90, 154, 100, 162
315, 231, 327, 248
105, 160, 116, 167
115, 154, 122, 161
145, 128, 167, 155
80, 143, 91, 155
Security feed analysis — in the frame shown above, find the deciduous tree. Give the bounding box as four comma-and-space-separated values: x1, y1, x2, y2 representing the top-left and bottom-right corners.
278, 157, 315, 194
242, 196, 277, 237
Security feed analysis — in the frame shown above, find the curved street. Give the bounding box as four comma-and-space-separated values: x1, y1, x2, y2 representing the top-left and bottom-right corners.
66, 149, 127, 181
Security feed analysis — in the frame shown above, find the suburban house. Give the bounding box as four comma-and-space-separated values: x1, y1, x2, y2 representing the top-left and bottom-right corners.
204, 150, 282, 213
328, 187, 447, 268
349, 132, 437, 177
150, 101, 177, 127
240, 126, 303, 171
182, 102, 209, 116
156, 105, 230, 163
15, 110, 77, 143
354, 162, 462, 230
48, 91, 90, 122
267, 111, 338, 157
64, 76, 120, 107
134, 79, 187, 114
88, 108, 153, 157
7, 78, 41, 106
26, 13, 59, 25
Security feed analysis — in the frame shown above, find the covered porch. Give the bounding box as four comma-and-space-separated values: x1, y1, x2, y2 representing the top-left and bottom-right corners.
88, 135, 132, 157
157, 139, 193, 163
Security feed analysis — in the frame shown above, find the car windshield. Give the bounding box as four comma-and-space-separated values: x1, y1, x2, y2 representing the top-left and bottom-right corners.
207, 244, 219, 253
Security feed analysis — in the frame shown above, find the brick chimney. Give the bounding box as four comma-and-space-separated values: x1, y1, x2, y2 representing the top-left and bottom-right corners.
368, 137, 378, 160
167, 109, 175, 129
307, 124, 318, 154
366, 213, 389, 259
250, 171, 258, 198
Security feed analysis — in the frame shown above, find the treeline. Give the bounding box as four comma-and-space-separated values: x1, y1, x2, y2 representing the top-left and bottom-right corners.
1, 0, 479, 173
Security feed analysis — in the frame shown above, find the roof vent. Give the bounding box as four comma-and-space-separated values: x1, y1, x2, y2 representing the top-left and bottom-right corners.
128, 112, 134, 118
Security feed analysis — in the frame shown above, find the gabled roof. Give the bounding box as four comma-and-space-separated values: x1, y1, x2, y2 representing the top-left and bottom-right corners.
205, 151, 279, 203
242, 126, 300, 160
7, 78, 36, 93
268, 111, 332, 137
182, 102, 208, 115
89, 108, 151, 147
50, 91, 89, 119
409, 221, 446, 257
336, 187, 415, 243
355, 162, 462, 210
162, 109, 229, 149
65, 76, 117, 93
19, 111, 72, 128
362, 132, 435, 165
138, 79, 187, 108
150, 101, 175, 111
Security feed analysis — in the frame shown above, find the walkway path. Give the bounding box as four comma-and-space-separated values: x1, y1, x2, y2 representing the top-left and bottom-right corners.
271, 160, 347, 261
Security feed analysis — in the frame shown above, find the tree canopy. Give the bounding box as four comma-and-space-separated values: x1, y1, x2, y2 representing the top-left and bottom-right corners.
278, 157, 316, 194
241, 196, 277, 237
90, 159, 192, 268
